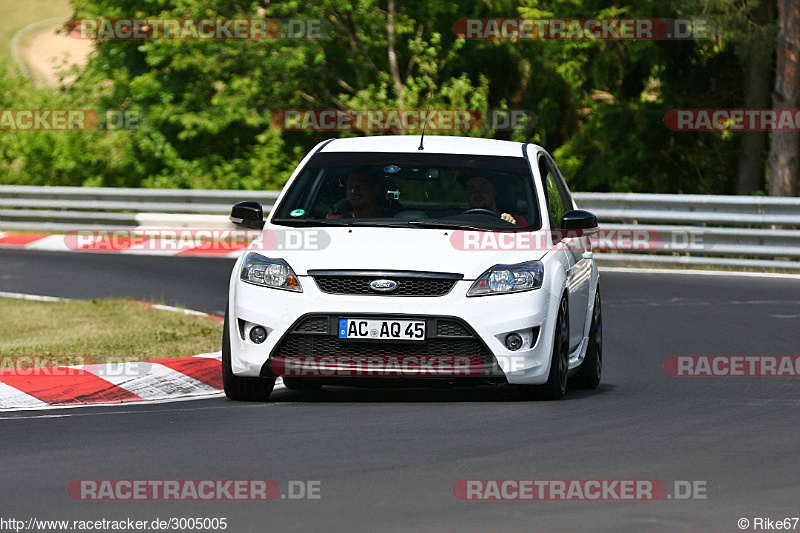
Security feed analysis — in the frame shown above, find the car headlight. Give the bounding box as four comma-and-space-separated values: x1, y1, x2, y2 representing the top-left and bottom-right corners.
467, 260, 544, 297
240, 253, 302, 292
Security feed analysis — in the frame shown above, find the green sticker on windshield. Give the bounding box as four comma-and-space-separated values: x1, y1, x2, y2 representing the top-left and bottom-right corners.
290, 209, 305, 217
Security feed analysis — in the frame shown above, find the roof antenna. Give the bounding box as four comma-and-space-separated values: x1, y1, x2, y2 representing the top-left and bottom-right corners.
418, 88, 433, 150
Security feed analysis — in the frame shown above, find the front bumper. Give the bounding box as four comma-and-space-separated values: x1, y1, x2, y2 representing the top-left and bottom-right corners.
229, 274, 559, 385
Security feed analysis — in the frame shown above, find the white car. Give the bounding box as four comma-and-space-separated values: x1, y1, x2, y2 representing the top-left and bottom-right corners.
223, 135, 602, 401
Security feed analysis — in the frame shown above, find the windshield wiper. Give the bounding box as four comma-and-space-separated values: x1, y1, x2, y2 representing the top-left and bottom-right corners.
405, 220, 489, 230
272, 218, 412, 228
274, 218, 515, 231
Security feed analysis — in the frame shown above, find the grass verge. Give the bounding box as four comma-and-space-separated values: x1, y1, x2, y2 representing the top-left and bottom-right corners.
0, 297, 223, 364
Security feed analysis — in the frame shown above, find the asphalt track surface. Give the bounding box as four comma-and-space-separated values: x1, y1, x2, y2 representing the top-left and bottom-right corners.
1, 248, 799, 532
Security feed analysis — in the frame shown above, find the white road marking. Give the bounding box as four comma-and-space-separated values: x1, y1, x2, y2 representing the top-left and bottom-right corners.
0, 291, 222, 320
119, 247, 184, 256
0, 291, 69, 302
599, 267, 800, 280
608, 299, 800, 308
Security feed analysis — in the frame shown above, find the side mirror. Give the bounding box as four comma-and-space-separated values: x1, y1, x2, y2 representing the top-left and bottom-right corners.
561, 210, 598, 233
230, 201, 265, 229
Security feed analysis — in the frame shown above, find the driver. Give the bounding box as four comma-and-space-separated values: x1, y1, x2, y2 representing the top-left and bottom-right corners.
327, 171, 384, 219
464, 176, 527, 226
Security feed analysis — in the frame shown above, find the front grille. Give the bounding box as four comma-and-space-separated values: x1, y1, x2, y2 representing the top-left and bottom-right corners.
293, 316, 329, 334
313, 276, 457, 296
436, 320, 471, 337
270, 315, 492, 363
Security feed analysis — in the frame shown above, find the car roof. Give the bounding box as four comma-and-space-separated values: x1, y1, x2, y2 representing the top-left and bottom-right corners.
320, 135, 540, 158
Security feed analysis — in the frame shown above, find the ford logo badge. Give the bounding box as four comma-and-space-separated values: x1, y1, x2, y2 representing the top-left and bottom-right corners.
369, 279, 398, 292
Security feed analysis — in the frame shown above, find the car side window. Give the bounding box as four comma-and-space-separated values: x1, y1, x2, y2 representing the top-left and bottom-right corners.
548, 157, 574, 211
539, 156, 565, 229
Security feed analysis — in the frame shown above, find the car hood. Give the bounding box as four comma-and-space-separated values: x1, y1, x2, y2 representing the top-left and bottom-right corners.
250, 226, 549, 279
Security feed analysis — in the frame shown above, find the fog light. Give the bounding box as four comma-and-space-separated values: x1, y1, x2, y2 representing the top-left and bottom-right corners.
249, 326, 268, 344
505, 333, 523, 351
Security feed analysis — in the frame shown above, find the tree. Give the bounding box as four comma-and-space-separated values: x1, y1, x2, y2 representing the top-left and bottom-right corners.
734, 0, 777, 194
767, 0, 800, 196
0, 0, 780, 194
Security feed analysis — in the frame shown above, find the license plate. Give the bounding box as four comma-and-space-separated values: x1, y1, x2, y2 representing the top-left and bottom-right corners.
338, 319, 426, 341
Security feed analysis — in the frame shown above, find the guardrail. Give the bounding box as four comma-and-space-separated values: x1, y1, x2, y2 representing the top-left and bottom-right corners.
574, 193, 800, 226
1, 185, 798, 271
0, 186, 280, 231
571, 193, 800, 270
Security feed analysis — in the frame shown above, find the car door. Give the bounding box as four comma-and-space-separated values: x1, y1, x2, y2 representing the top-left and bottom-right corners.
538, 154, 589, 352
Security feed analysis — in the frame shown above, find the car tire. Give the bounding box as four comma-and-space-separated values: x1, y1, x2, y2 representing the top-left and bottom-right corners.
282, 377, 323, 391
517, 295, 569, 401
222, 307, 275, 401
572, 289, 602, 389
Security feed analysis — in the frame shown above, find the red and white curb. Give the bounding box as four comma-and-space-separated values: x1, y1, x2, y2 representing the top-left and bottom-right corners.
0, 291, 288, 411
0, 351, 289, 411
0, 352, 224, 410
113, 299, 226, 322
0, 232, 246, 258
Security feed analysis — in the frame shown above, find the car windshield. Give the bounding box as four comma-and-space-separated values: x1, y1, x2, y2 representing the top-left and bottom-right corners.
271, 152, 541, 230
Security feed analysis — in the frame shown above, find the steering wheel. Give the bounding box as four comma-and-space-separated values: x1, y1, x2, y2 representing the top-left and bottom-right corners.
461, 208, 502, 218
